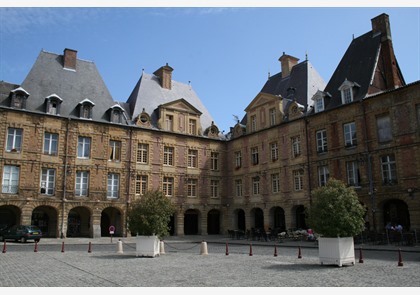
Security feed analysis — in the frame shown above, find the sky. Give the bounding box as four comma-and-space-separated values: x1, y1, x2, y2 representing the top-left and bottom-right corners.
0, 4, 419, 134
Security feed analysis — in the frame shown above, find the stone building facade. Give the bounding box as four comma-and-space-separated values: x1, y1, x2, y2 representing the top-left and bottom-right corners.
0, 13, 419, 238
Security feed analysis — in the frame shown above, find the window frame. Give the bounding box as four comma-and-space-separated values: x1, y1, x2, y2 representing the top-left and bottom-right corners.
187, 149, 198, 168
291, 136, 301, 157
271, 142, 279, 161
163, 146, 174, 166
2, 165, 19, 194
210, 180, 219, 198
235, 151, 242, 168
135, 175, 148, 195
40, 168, 56, 195
316, 129, 328, 153
77, 136, 91, 159
6, 127, 23, 152
235, 179, 243, 197
251, 147, 259, 165
163, 177, 174, 196
107, 173, 119, 199
318, 166, 330, 187
271, 173, 280, 193
75, 171, 89, 197
43, 132, 58, 156
346, 161, 360, 187
252, 176, 260, 195
381, 154, 397, 185
343, 122, 357, 147
293, 170, 304, 191
109, 140, 121, 162
136, 143, 149, 164
376, 115, 393, 143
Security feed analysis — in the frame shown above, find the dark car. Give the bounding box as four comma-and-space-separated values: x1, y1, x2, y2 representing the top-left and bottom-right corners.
0, 225, 42, 243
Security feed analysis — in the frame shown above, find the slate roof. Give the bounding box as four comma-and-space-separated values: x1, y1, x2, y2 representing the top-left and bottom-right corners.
322, 30, 405, 110
260, 60, 326, 109
6, 50, 123, 124
127, 71, 215, 131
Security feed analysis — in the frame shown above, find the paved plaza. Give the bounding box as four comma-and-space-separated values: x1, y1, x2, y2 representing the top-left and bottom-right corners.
1, 236, 420, 288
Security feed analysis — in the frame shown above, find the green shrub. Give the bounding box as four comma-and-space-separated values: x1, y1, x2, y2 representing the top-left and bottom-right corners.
306, 178, 366, 237
128, 190, 176, 239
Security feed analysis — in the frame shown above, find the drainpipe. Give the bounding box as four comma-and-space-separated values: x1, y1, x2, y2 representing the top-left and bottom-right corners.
125, 127, 133, 237
61, 118, 71, 238
361, 100, 376, 232
304, 116, 312, 206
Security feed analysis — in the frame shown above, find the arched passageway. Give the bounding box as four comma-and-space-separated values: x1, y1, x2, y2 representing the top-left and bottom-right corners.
207, 209, 220, 234
32, 206, 58, 237
67, 207, 91, 238
184, 209, 199, 235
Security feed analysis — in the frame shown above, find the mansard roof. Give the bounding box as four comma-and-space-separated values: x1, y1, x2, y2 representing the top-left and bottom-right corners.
126, 71, 215, 131
14, 50, 123, 123
260, 60, 326, 109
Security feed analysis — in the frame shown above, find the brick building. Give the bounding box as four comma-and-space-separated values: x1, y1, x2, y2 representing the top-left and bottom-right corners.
1, 13, 419, 239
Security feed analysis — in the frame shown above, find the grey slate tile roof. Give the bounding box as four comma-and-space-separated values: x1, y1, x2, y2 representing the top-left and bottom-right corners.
12, 50, 123, 124
127, 72, 216, 131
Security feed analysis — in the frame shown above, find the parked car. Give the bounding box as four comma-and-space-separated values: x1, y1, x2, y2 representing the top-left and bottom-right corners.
0, 225, 42, 243
0, 224, 11, 239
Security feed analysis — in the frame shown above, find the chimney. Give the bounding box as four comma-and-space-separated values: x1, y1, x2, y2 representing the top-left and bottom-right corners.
63, 48, 77, 71
279, 52, 299, 78
153, 63, 174, 90
371, 13, 404, 89
371, 13, 392, 41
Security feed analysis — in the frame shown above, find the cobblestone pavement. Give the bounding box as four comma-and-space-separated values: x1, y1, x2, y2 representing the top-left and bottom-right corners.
1, 236, 420, 287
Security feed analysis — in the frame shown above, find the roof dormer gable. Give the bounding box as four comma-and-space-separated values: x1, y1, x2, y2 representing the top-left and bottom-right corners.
338, 79, 361, 105
10, 87, 30, 109
244, 92, 281, 112
311, 90, 331, 113
159, 98, 202, 116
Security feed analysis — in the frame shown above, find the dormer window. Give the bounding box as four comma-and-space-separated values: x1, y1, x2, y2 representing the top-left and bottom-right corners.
311, 90, 330, 113
45, 94, 63, 115
109, 104, 125, 124
10, 87, 29, 109
338, 79, 360, 105
78, 98, 95, 119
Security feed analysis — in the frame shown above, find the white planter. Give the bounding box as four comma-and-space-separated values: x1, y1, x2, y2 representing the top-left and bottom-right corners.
318, 237, 355, 267
136, 235, 160, 257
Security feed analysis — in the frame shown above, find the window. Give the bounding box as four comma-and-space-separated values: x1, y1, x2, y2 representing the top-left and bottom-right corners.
377, 115, 392, 142
75, 171, 89, 196
381, 155, 397, 185
80, 102, 93, 119
271, 173, 280, 193
77, 136, 91, 159
107, 173, 119, 199
211, 152, 219, 171
235, 179, 243, 197
251, 147, 259, 165
165, 115, 173, 131
188, 149, 198, 168
293, 170, 304, 191
11, 90, 27, 109
189, 119, 197, 135
136, 143, 149, 164
46, 96, 62, 115
109, 140, 121, 162
163, 146, 174, 166
346, 161, 360, 187
135, 175, 148, 195
40, 168, 55, 195
291, 136, 301, 157
344, 122, 357, 147
314, 97, 324, 113
342, 87, 352, 104
251, 115, 257, 132
235, 151, 242, 168
6, 128, 22, 152
316, 129, 328, 153
187, 178, 197, 197
270, 108, 276, 126
211, 180, 219, 198
2, 165, 19, 194
111, 109, 122, 124
318, 166, 330, 187
271, 142, 278, 161
163, 177, 174, 196
252, 176, 260, 195
44, 132, 58, 155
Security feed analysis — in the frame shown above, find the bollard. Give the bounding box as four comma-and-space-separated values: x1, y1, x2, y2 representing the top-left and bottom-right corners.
225, 242, 229, 255
160, 240, 166, 255
34, 241, 38, 253
2, 241, 6, 253
249, 243, 253, 256
200, 241, 208, 255
298, 246, 302, 259
274, 244, 278, 257
358, 247, 364, 263
88, 242, 92, 253
116, 239, 123, 254
398, 248, 404, 267
61, 241, 65, 253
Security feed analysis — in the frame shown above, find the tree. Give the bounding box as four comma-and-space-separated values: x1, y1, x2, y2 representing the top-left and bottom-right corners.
128, 190, 176, 239
306, 178, 366, 237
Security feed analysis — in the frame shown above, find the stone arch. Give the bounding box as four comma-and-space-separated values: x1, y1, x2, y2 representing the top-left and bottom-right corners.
250, 207, 264, 229
67, 206, 92, 238
381, 199, 410, 231
32, 205, 59, 238
233, 208, 246, 231
270, 206, 286, 232
184, 209, 200, 235
101, 206, 124, 237
290, 204, 307, 230
0, 205, 21, 227
207, 209, 220, 235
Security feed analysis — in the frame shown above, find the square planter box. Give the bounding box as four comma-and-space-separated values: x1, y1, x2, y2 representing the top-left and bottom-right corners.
135, 235, 160, 257
318, 237, 355, 267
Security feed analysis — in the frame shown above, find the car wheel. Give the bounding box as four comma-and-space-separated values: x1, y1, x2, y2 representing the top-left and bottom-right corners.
20, 237, 27, 243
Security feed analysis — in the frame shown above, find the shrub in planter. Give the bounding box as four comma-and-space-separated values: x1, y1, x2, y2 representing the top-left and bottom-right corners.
306, 178, 366, 266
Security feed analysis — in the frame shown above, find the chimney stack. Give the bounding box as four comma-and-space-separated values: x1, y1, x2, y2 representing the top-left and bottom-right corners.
371, 13, 392, 41
153, 63, 174, 90
63, 48, 77, 71
279, 53, 299, 78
